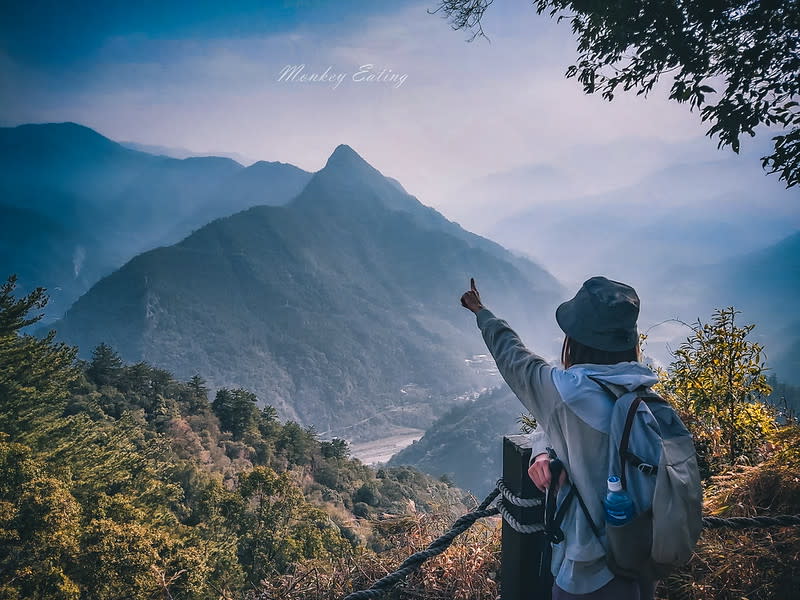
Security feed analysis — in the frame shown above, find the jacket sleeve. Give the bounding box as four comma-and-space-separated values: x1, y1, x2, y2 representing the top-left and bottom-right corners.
528, 429, 552, 466
476, 308, 561, 427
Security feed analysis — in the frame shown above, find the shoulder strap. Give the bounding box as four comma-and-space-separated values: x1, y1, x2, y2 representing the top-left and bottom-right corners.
544, 450, 603, 545
619, 398, 643, 489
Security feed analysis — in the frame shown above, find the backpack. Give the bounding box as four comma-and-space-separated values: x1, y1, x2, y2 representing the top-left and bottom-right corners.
543, 381, 703, 580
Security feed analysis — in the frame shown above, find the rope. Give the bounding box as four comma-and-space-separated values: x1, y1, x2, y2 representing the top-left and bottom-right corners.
343, 488, 500, 600
496, 478, 542, 508
496, 499, 545, 534
702, 514, 800, 529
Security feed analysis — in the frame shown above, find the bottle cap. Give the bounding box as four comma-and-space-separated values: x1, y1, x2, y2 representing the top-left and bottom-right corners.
608, 476, 622, 492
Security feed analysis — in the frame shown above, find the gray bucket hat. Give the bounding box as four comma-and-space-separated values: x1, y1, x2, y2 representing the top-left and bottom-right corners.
555, 276, 640, 352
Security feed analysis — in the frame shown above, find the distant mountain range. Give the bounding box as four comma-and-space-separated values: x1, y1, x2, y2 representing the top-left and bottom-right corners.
4, 120, 796, 453
446, 146, 799, 383
0, 122, 311, 320
49, 139, 565, 440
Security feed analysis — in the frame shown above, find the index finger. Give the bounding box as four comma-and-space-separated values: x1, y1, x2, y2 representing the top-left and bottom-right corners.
470, 277, 477, 292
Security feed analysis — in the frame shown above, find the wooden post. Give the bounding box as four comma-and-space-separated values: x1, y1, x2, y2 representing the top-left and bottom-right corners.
501, 435, 551, 600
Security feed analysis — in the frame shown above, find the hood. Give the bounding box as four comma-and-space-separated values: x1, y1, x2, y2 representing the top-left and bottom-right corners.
551, 362, 659, 432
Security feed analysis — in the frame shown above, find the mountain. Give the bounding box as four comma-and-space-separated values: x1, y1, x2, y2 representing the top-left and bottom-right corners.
484, 157, 798, 289
0, 122, 311, 320
701, 232, 800, 384
52, 144, 565, 441
389, 386, 528, 496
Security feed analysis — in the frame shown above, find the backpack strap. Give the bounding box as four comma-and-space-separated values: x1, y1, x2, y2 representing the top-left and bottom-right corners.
619, 398, 643, 489
588, 377, 662, 487
543, 449, 603, 545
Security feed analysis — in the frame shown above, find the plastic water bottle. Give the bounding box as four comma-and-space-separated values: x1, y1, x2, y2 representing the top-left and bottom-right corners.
604, 476, 635, 525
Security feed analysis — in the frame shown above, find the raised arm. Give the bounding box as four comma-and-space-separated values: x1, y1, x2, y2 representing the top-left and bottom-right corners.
460, 279, 562, 426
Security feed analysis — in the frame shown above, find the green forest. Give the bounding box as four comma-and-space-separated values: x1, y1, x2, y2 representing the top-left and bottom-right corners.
0, 276, 464, 599
2, 275, 799, 600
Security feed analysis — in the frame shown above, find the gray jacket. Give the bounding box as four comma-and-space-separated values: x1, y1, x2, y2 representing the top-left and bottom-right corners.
476, 308, 659, 594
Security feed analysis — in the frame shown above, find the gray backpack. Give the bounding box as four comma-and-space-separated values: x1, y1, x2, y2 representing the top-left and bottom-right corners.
594, 381, 704, 579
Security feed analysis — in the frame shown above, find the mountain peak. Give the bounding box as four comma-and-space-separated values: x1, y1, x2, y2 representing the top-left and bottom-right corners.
323, 144, 372, 171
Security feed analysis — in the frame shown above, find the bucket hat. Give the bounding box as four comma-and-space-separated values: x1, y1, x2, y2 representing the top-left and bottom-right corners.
555, 276, 640, 352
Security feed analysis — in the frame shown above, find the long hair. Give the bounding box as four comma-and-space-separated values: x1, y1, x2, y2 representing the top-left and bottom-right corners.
561, 336, 640, 369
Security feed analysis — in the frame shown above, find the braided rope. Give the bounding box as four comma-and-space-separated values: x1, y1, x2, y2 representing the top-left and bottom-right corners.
343, 488, 500, 600
496, 478, 542, 508
495, 499, 545, 534
702, 514, 800, 529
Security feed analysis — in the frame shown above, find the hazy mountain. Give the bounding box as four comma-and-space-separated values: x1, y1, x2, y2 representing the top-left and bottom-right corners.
389, 386, 528, 496
690, 231, 800, 384
52, 144, 564, 441
120, 140, 258, 165
484, 157, 798, 290
449, 143, 798, 373
0, 122, 311, 320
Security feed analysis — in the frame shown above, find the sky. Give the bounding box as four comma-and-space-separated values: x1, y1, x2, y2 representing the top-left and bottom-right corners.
6, 0, 795, 208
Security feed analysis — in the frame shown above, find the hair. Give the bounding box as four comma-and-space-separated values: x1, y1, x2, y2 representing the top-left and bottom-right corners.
561, 336, 640, 369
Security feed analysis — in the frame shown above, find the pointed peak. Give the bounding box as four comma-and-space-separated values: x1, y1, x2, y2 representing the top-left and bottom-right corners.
324, 144, 372, 171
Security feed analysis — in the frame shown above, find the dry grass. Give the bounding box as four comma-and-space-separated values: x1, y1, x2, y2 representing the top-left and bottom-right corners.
255, 509, 501, 600
659, 425, 800, 600
259, 425, 800, 600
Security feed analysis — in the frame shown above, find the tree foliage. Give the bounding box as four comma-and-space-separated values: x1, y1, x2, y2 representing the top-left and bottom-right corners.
0, 277, 78, 436
435, 0, 800, 187
657, 307, 774, 475
0, 275, 460, 598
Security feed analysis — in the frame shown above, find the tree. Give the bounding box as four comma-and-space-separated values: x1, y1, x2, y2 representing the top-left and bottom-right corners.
434, 0, 800, 187
86, 343, 123, 387
236, 467, 346, 579
659, 307, 774, 473
0, 276, 78, 435
211, 388, 259, 441
0, 438, 82, 600
320, 438, 350, 460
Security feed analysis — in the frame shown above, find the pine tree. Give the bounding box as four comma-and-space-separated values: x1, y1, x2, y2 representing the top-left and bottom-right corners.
0, 276, 78, 435
86, 343, 123, 388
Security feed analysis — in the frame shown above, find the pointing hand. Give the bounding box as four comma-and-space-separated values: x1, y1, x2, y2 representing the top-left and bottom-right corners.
460, 278, 485, 313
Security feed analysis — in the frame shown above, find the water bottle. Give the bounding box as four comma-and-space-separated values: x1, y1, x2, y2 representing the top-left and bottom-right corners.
604, 476, 635, 525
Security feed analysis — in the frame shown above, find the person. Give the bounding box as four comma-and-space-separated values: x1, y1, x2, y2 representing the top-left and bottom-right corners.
460, 276, 658, 600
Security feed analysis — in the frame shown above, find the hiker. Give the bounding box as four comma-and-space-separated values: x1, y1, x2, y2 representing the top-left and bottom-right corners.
460, 276, 701, 600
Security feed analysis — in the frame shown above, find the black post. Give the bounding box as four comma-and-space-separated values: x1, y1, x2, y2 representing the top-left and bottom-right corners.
501, 435, 551, 600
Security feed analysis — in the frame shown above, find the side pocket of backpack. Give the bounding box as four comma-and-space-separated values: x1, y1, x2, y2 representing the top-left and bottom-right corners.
651, 436, 703, 566
606, 509, 653, 579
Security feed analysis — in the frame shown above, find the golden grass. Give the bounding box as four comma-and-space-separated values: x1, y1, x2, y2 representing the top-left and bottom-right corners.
659, 425, 800, 600
256, 510, 501, 600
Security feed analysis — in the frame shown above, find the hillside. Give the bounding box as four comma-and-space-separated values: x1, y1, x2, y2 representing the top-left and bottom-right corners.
0, 281, 464, 599
660, 231, 800, 383
51, 144, 565, 440
390, 386, 528, 496
0, 122, 311, 320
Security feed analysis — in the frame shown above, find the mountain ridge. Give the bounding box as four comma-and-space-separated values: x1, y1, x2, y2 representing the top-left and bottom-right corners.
52, 143, 565, 440
1, 122, 312, 320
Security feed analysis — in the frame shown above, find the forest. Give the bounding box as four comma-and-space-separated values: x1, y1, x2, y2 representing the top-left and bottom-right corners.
0, 276, 464, 599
